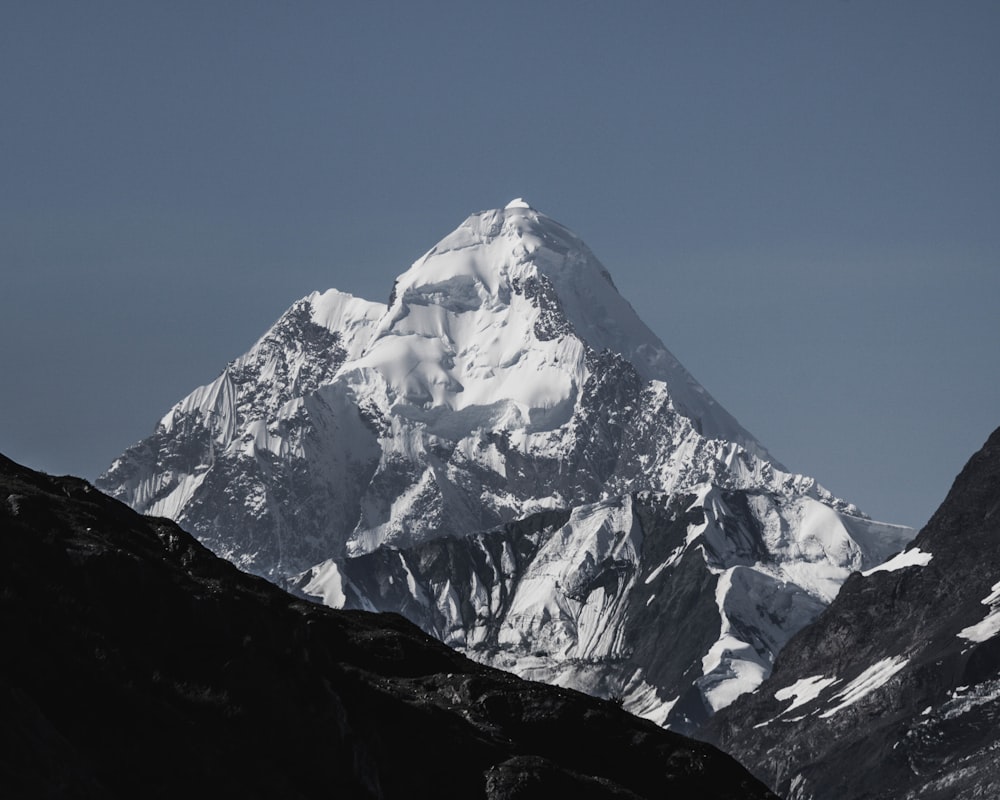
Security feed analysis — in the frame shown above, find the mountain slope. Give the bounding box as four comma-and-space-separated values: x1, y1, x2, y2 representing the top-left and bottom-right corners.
0, 452, 778, 799
300, 486, 909, 733
709, 426, 1000, 800
96, 200, 911, 728
97, 200, 821, 575
98, 289, 386, 576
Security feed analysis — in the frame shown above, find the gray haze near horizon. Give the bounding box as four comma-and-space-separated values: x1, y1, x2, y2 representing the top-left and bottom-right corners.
2, 1, 997, 530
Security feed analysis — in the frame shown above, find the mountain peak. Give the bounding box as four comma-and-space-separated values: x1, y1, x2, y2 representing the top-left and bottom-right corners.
422, 201, 583, 267
96, 202, 911, 733
99, 201, 812, 571
366, 203, 773, 464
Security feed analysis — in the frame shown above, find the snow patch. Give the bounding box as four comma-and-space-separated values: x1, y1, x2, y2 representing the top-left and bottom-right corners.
774, 674, 840, 716
698, 568, 771, 712
819, 656, 908, 717
862, 547, 933, 576
958, 580, 1000, 643
300, 559, 347, 608
628, 685, 678, 727
497, 496, 641, 659
147, 471, 208, 520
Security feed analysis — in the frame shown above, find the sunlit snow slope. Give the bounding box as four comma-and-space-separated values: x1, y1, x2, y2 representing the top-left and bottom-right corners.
99, 200, 912, 728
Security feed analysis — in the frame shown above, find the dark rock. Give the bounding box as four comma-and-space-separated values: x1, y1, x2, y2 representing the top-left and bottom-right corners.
0, 453, 777, 799
708, 426, 1000, 800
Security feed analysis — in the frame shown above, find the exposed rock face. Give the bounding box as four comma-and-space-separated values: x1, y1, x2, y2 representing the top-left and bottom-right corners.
96, 201, 911, 727
709, 426, 1000, 800
0, 453, 778, 799
300, 488, 909, 734
96, 290, 387, 577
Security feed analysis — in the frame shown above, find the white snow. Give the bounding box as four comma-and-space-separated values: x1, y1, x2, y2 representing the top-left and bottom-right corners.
146, 471, 208, 520
766, 497, 861, 602
958, 580, 1000, 643
737, 494, 913, 604
307, 289, 386, 359
301, 559, 347, 608
699, 635, 769, 712
862, 546, 933, 576
698, 567, 772, 712
819, 656, 909, 717
774, 674, 840, 715
391, 203, 774, 460
496, 496, 641, 659
627, 684, 678, 727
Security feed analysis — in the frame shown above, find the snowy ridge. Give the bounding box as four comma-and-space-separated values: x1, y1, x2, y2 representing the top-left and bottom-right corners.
100, 289, 386, 574
99, 200, 857, 576
383, 202, 779, 462
98, 200, 913, 730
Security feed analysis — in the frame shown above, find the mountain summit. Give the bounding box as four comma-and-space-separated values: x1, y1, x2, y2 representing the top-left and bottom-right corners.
99, 201, 911, 729
357, 199, 771, 460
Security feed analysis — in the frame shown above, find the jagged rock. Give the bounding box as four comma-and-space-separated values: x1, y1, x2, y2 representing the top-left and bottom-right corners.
708, 426, 1000, 800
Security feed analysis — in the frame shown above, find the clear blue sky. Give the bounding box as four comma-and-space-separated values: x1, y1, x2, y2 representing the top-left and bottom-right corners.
2, 1, 997, 529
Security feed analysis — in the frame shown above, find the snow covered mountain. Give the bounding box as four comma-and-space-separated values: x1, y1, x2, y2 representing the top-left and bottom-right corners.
299, 487, 909, 732
98, 199, 912, 728
710, 426, 1000, 799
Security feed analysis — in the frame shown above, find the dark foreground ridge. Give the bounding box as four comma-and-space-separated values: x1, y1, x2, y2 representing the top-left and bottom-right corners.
0, 453, 777, 799
709, 426, 1000, 800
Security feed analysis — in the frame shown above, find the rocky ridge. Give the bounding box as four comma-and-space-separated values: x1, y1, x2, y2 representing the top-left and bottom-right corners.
709, 426, 1000, 799
1, 452, 778, 799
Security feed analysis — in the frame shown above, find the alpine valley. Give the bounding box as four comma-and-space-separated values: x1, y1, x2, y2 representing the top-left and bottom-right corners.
98, 200, 914, 732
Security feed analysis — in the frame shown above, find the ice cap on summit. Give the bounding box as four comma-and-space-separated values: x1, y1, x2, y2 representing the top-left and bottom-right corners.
505, 198, 532, 210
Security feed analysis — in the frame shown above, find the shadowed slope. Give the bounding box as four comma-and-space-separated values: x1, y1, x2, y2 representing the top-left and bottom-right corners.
709, 426, 1000, 800
0, 453, 777, 799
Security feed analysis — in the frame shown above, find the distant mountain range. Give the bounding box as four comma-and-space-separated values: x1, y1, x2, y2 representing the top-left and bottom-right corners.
0, 451, 777, 799
97, 200, 912, 731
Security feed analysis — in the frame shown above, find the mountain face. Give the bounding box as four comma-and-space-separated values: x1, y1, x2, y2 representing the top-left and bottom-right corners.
299, 487, 908, 733
97, 200, 911, 728
709, 426, 1000, 800
98, 199, 788, 572
0, 453, 779, 799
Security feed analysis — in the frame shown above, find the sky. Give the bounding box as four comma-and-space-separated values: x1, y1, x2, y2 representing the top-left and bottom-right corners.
2, 1, 997, 530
